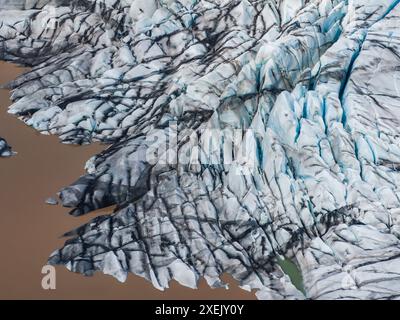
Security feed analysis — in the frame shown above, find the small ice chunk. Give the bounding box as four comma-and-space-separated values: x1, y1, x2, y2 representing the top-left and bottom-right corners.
0, 138, 15, 157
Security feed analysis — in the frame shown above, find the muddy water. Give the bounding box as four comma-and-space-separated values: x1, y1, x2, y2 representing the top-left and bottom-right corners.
0, 62, 256, 300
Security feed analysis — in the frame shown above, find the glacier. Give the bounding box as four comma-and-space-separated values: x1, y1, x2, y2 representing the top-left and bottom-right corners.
1, 0, 400, 299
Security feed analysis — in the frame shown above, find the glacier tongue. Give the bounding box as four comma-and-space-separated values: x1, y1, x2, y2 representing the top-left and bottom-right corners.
2, 0, 400, 299
0, 137, 14, 157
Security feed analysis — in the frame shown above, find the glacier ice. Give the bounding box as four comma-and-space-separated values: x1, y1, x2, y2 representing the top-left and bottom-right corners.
1, 0, 400, 299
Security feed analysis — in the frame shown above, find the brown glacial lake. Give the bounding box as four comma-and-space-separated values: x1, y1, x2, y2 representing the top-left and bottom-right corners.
0, 61, 256, 300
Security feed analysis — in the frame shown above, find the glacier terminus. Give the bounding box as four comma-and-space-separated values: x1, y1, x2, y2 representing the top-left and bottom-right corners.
1, 0, 400, 299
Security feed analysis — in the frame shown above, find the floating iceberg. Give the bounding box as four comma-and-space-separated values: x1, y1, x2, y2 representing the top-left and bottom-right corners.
1, 0, 400, 299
